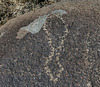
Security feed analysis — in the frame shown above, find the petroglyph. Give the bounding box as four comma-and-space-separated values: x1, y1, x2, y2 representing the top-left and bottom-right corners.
16, 9, 67, 39
43, 15, 69, 83
16, 9, 68, 83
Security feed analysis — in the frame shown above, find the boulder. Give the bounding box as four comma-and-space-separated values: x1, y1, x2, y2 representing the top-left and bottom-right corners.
0, 0, 100, 87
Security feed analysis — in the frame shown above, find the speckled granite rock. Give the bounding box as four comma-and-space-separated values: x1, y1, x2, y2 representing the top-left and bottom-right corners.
0, 0, 100, 87
0, 0, 59, 27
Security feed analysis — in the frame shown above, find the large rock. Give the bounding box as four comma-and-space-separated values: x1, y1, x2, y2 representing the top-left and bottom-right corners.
0, 0, 100, 87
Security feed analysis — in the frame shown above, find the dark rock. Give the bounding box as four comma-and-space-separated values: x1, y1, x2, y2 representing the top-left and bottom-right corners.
0, 0, 100, 87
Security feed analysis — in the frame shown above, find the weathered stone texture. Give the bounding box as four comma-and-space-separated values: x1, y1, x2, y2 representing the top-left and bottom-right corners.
0, 0, 100, 87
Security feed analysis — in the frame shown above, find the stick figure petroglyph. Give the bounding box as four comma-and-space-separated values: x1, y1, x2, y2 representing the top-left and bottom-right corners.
43, 15, 69, 83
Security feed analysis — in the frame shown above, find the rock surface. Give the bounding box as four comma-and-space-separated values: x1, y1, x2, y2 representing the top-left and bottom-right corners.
0, 0, 100, 87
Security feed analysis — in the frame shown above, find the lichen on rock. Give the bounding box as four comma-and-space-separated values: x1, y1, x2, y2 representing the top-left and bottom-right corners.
16, 9, 66, 39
